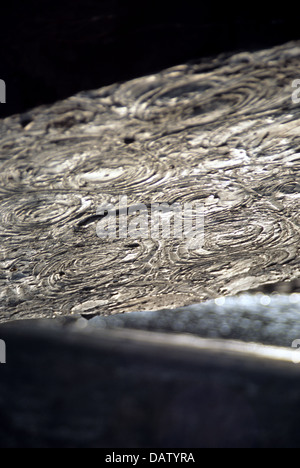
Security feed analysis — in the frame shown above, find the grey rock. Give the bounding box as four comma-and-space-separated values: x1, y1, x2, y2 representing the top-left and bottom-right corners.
1, 42, 300, 322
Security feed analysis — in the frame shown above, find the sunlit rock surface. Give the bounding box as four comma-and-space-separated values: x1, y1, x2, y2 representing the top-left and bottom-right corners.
1, 42, 300, 322
88, 294, 300, 348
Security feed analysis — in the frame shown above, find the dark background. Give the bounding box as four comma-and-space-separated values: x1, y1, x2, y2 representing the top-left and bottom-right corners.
0, 0, 299, 118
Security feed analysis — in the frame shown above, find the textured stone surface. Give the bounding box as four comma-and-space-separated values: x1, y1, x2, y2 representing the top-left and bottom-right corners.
1, 42, 300, 322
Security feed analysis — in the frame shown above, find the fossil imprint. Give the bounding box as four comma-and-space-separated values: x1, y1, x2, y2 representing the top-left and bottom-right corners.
1, 42, 300, 322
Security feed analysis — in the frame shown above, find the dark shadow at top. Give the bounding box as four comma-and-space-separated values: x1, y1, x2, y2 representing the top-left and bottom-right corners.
0, 0, 299, 118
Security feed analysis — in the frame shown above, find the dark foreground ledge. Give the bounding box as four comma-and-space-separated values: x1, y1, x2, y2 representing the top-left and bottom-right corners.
0, 321, 300, 448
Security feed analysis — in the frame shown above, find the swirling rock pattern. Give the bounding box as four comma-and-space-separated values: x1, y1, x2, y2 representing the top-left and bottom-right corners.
1, 42, 300, 322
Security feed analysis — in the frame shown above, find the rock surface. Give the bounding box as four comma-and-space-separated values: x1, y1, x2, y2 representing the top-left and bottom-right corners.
88, 293, 300, 348
1, 42, 300, 322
